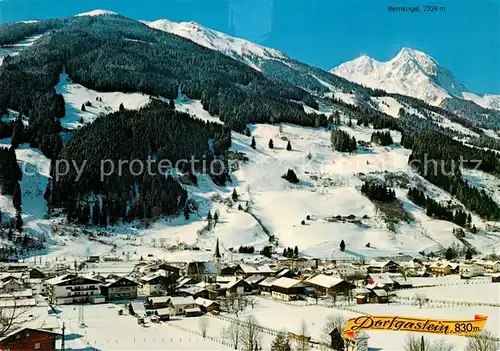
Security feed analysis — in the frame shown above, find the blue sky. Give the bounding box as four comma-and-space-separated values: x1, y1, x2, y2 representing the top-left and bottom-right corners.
1, 0, 499, 94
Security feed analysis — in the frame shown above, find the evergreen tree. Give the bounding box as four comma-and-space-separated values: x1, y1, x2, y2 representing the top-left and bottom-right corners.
119, 103, 125, 112
81, 104, 86, 112
269, 139, 274, 149
270, 331, 291, 351
331, 130, 357, 152
294, 246, 298, 257
92, 201, 100, 226
232, 188, 239, 202
445, 247, 456, 260
340, 240, 346, 252
251, 137, 256, 149
214, 211, 219, 224
12, 182, 21, 212
282, 169, 299, 184
169, 99, 175, 109
286, 141, 292, 151
15, 211, 22, 233
465, 249, 473, 260
207, 212, 212, 222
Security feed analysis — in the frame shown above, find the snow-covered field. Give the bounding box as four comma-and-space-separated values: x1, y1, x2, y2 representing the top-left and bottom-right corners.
33, 291, 497, 351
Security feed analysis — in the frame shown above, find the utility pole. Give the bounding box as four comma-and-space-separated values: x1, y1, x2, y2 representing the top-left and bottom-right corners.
61, 322, 66, 351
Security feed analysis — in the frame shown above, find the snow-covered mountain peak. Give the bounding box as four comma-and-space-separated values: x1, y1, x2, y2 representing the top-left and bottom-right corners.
332, 47, 500, 109
75, 9, 118, 17
144, 18, 287, 69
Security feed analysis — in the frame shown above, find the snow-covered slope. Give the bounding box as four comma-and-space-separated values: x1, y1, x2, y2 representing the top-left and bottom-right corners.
144, 19, 286, 70
332, 48, 500, 110
75, 9, 118, 17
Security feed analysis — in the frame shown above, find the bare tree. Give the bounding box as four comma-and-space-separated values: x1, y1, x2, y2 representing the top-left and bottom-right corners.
295, 319, 310, 351
221, 296, 235, 314
465, 330, 498, 351
430, 339, 455, 351
241, 315, 261, 351
0, 301, 29, 337
247, 296, 258, 309
414, 293, 427, 309
328, 291, 338, 306
404, 335, 429, 351
198, 315, 209, 338
321, 313, 347, 344
223, 320, 242, 350
234, 294, 248, 317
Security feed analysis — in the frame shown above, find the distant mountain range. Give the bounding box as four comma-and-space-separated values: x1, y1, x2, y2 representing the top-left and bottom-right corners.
332, 47, 500, 111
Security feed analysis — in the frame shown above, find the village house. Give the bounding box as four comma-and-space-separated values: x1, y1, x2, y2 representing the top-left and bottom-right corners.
244, 275, 267, 292
429, 261, 459, 276
0, 277, 24, 293
474, 260, 500, 273
100, 276, 138, 301
29, 268, 46, 279
44, 274, 103, 305
154, 308, 170, 321
0, 328, 59, 351
270, 277, 306, 301
276, 257, 318, 271
168, 296, 196, 316
305, 274, 355, 296
274, 268, 297, 279
177, 284, 211, 299
367, 260, 400, 273
195, 297, 220, 313
138, 271, 171, 296
367, 289, 388, 304
257, 277, 276, 296
128, 301, 147, 317
225, 277, 253, 296
460, 263, 485, 278
146, 296, 171, 309
233, 264, 273, 278
335, 263, 366, 278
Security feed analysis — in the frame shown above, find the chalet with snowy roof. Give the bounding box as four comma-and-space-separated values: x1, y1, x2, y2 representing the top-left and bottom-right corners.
44, 273, 103, 305
257, 277, 276, 295
100, 276, 138, 301
29, 268, 46, 279
225, 277, 252, 296
305, 274, 355, 296
177, 284, 210, 299
138, 270, 172, 296
274, 268, 296, 279
244, 275, 267, 292
146, 296, 171, 309
429, 261, 459, 276
0, 277, 24, 293
0, 328, 59, 351
270, 277, 306, 301
168, 296, 196, 315
195, 297, 219, 313
367, 289, 388, 304
234, 264, 273, 277
365, 273, 396, 289
474, 260, 500, 273
276, 257, 318, 271
367, 260, 399, 273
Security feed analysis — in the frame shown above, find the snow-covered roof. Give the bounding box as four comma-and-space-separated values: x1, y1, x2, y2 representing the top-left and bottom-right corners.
368, 273, 395, 285
306, 274, 344, 288
185, 307, 202, 313
258, 277, 276, 287
0, 298, 36, 307
371, 289, 388, 297
155, 308, 170, 316
271, 277, 303, 289
238, 264, 272, 274
169, 296, 195, 306
195, 297, 218, 307
245, 275, 266, 285
147, 296, 170, 304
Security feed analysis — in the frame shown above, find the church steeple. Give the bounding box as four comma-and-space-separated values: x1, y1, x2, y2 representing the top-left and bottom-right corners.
214, 238, 221, 258
214, 238, 221, 273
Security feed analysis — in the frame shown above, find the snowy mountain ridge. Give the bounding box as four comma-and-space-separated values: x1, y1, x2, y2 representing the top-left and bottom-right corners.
332, 47, 500, 110
144, 19, 287, 70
